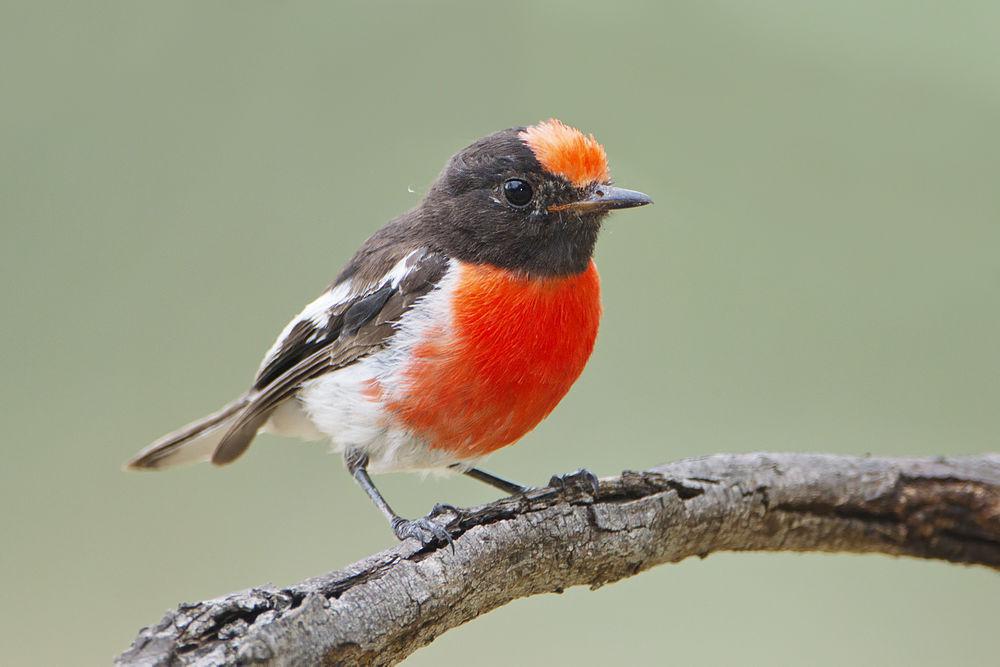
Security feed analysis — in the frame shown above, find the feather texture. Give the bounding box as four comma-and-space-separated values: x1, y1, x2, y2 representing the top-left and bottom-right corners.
125, 395, 250, 469
211, 249, 449, 465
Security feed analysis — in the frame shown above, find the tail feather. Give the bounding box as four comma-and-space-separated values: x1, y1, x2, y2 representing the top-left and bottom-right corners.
125, 395, 251, 470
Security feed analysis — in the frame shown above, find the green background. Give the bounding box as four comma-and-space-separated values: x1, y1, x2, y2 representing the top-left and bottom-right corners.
2, 2, 998, 664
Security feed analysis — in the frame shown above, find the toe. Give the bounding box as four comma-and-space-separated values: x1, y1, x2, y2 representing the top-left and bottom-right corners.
576, 469, 600, 495
549, 468, 600, 496
392, 516, 454, 550
425, 519, 455, 551
430, 502, 461, 517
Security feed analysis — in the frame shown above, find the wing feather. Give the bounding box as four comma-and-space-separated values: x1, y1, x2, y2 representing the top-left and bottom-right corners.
211, 248, 449, 465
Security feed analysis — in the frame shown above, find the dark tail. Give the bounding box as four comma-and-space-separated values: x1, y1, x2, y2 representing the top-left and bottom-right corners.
125, 394, 251, 470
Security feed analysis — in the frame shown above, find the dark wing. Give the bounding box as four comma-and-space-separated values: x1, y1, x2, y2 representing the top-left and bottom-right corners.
212, 248, 450, 465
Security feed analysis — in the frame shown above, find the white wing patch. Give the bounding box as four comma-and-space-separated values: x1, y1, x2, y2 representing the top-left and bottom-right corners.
256, 249, 425, 381
257, 279, 355, 377
306, 281, 354, 327
384, 249, 423, 287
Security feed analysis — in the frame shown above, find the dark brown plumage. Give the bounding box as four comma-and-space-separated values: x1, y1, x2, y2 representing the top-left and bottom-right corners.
126, 119, 652, 548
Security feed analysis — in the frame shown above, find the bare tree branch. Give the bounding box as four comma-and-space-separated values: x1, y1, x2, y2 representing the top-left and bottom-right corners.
117, 453, 1000, 666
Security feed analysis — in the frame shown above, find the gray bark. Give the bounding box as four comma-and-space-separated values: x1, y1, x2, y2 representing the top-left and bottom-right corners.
117, 452, 1000, 666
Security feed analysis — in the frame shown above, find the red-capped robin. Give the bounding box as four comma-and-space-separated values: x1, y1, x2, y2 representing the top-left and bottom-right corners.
126, 119, 652, 546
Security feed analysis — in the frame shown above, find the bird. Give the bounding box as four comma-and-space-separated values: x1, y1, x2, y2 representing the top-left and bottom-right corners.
126, 119, 652, 546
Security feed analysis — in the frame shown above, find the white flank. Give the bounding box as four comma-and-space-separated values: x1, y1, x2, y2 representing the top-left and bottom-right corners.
294, 259, 468, 473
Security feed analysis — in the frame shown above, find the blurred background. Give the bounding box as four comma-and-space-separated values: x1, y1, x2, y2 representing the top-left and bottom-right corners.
2, 1, 998, 664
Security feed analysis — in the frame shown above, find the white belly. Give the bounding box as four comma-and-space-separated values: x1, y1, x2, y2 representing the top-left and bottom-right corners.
296, 352, 471, 473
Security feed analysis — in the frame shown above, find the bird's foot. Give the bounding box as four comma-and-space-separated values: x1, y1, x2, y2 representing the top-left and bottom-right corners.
549, 468, 600, 496
430, 502, 464, 519
392, 507, 459, 550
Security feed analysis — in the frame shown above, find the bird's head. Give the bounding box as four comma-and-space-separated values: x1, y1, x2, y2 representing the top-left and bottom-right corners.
421, 119, 652, 277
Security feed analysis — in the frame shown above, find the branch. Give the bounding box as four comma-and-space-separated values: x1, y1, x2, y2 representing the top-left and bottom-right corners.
117, 453, 1000, 666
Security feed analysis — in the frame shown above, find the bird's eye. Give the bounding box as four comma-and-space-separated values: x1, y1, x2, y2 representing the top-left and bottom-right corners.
502, 178, 533, 207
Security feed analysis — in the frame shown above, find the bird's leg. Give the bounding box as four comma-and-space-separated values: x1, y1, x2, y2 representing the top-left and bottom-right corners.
345, 449, 454, 549
456, 465, 599, 497
455, 465, 533, 495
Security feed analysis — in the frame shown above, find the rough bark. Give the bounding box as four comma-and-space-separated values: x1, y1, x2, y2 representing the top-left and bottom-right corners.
117, 453, 1000, 666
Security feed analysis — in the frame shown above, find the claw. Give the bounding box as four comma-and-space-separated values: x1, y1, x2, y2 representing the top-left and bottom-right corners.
549, 468, 600, 496
392, 514, 455, 552
430, 502, 461, 517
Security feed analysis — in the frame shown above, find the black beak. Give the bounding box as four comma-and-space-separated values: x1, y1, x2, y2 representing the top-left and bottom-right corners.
549, 186, 653, 214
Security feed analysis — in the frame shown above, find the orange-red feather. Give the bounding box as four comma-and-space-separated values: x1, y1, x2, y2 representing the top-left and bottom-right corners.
385, 261, 602, 457
520, 119, 610, 187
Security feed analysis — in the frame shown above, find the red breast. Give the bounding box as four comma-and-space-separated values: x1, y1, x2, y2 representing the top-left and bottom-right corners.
384, 260, 602, 457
